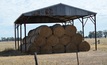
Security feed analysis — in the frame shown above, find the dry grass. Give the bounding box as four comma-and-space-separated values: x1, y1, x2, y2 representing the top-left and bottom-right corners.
0, 38, 107, 65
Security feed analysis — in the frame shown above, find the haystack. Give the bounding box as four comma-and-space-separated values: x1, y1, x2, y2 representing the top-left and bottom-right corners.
30, 35, 46, 46
53, 43, 65, 53
72, 33, 83, 45
66, 42, 78, 52
41, 45, 52, 54
23, 36, 31, 44
35, 25, 52, 37
65, 25, 77, 37
46, 35, 59, 46
59, 35, 71, 45
79, 41, 90, 51
52, 24, 65, 37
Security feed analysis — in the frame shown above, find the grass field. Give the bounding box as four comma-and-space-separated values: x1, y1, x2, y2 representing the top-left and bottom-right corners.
0, 38, 107, 65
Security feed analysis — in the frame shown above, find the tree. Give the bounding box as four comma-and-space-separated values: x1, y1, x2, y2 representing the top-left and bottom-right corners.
88, 31, 95, 38
97, 31, 103, 38
103, 30, 107, 38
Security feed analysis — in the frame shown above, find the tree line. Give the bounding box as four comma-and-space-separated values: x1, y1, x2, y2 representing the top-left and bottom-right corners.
0, 30, 107, 42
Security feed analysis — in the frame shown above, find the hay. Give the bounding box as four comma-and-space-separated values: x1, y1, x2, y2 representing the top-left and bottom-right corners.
35, 25, 52, 37
52, 24, 65, 37
46, 35, 59, 46
66, 42, 78, 52
28, 44, 40, 54
22, 36, 31, 44
59, 35, 71, 45
41, 45, 52, 54
30, 35, 46, 46
79, 41, 90, 51
28, 29, 36, 36
71, 33, 83, 46
53, 43, 65, 53
20, 43, 31, 52
65, 25, 77, 37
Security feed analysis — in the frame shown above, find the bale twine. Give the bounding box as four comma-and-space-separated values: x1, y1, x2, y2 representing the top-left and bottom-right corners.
30, 35, 46, 46
20, 43, 31, 52
41, 45, 52, 54
28, 44, 40, 54
59, 35, 71, 45
23, 36, 31, 44
64, 25, 77, 37
46, 35, 59, 46
53, 43, 65, 53
71, 33, 83, 46
66, 42, 78, 52
79, 41, 90, 51
28, 29, 37, 36
35, 25, 52, 38
52, 24, 65, 37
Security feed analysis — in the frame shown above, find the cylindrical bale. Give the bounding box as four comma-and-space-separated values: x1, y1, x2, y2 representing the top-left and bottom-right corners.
79, 41, 90, 51
41, 45, 52, 54
46, 35, 59, 46
64, 25, 77, 37
28, 44, 40, 54
30, 35, 46, 46
71, 33, 83, 46
53, 43, 65, 53
66, 42, 78, 53
20, 43, 31, 52
23, 36, 31, 44
52, 24, 65, 37
35, 25, 52, 38
28, 29, 37, 36
59, 35, 71, 45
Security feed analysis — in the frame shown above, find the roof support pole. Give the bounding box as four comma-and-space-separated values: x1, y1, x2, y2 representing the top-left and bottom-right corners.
20, 24, 22, 52
14, 24, 17, 50
72, 20, 74, 25
82, 17, 84, 40
24, 24, 27, 52
17, 25, 20, 50
94, 15, 97, 50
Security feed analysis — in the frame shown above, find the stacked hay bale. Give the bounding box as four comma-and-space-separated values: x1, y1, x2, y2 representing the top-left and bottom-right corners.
20, 24, 90, 54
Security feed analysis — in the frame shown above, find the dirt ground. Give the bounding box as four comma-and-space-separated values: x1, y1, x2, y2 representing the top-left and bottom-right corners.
0, 38, 107, 65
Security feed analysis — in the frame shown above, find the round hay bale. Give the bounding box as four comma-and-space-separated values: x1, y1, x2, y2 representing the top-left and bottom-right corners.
41, 45, 52, 54
36, 25, 52, 38
52, 24, 65, 37
23, 36, 31, 44
46, 35, 59, 46
79, 41, 90, 51
53, 43, 65, 53
28, 29, 37, 36
30, 35, 46, 46
20, 43, 31, 52
66, 42, 78, 52
71, 33, 83, 46
28, 44, 40, 54
65, 25, 77, 37
59, 35, 71, 45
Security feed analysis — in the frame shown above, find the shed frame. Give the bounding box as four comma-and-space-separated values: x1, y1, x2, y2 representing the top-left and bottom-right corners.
14, 3, 97, 52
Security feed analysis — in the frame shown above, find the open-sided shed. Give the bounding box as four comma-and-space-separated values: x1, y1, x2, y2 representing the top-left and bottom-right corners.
14, 3, 97, 52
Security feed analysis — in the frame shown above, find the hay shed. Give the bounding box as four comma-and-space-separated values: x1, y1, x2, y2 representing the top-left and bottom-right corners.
14, 3, 97, 52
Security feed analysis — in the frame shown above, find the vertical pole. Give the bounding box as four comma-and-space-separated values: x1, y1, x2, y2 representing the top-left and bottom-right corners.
76, 52, 79, 65
24, 24, 27, 52
82, 17, 84, 40
72, 20, 74, 25
34, 52, 38, 65
14, 24, 17, 49
17, 25, 20, 50
20, 24, 22, 52
94, 15, 97, 50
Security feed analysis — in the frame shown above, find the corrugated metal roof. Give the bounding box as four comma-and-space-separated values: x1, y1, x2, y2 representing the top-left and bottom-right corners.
15, 3, 96, 24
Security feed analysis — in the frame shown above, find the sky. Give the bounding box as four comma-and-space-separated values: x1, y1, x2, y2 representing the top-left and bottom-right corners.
0, 0, 107, 38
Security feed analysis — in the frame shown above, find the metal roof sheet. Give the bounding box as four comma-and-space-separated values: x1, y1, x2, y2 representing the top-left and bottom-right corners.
15, 3, 96, 24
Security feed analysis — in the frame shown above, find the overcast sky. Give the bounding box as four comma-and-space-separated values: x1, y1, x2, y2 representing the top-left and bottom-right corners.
0, 0, 107, 38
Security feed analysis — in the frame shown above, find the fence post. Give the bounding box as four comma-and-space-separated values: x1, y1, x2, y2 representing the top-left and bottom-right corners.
34, 52, 38, 65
